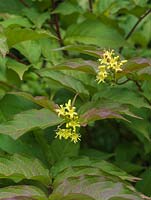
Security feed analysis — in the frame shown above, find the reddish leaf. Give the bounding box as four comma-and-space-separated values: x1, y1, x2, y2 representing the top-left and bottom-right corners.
50, 59, 98, 74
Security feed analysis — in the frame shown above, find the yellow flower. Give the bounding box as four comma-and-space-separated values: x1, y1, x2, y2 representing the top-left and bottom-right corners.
99, 50, 114, 65
55, 105, 66, 117
56, 99, 77, 119
56, 128, 72, 140
55, 99, 81, 143
96, 65, 108, 83
70, 133, 81, 143
65, 99, 72, 110
96, 49, 127, 83
66, 118, 80, 131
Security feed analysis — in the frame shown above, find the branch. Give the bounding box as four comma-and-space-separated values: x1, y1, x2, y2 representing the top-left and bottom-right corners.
51, 0, 68, 56
88, 0, 93, 13
19, 0, 30, 7
125, 9, 151, 41
51, 0, 63, 47
133, 80, 151, 106
7, 52, 28, 65
119, 9, 151, 53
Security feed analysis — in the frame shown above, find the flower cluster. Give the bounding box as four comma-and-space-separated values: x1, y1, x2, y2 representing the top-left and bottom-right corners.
55, 99, 80, 143
96, 50, 127, 83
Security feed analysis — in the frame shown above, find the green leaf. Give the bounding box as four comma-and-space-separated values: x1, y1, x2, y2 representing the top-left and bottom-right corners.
115, 143, 139, 163
52, 175, 142, 200
14, 40, 41, 64
51, 157, 142, 200
39, 69, 89, 96
49, 193, 94, 200
136, 168, 151, 196
0, 94, 36, 122
0, 16, 32, 28
64, 19, 125, 48
40, 38, 63, 64
58, 44, 103, 58
23, 7, 50, 28
115, 161, 144, 174
6, 67, 21, 87
11, 92, 56, 110
4, 27, 55, 47
52, 1, 82, 15
80, 148, 113, 160
6, 58, 30, 80
0, 108, 63, 139
0, 0, 25, 14
0, 185, 48, 200
0, 134, 46, 163
48, 139, 80, 164
93, 86, 151, 109
51, 157, 137, 182
125, 108, 151, 141
0, 154, 50, 184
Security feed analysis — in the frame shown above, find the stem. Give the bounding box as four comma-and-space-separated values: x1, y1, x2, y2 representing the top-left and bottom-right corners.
19, 0, 29, 7
88, 0, 93, 13
133, 80, 151, 106
51, 0, 68, 56
125, 9, 151, 41
72, 93, 79, 106
7, 52, 28, 65
119, 9, 151, 53
51, 0, 63, 47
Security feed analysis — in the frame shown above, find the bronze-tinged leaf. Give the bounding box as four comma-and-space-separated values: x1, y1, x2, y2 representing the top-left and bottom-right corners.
80, 108, 125, 125
50, 59, 98, 74
118, 58, 151, 77
0, 185, 48, 200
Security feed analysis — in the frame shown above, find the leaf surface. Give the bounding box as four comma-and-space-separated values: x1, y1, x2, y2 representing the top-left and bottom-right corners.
65, 19, 125, 48
0, 185, 48, 200
0, 154, 50, 185
0, 108, 62, 139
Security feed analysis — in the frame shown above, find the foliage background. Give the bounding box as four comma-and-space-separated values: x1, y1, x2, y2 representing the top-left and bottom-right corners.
0, 0, 151, 199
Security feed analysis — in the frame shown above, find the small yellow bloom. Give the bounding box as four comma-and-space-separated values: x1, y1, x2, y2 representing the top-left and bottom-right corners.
65, 99, 72, 110
56, 128, 72, 140
55, 105, 66, 117
96, 49, 127, 84
96, 65, 108, 83
66, 119, 80, 131
70, 133, 81, 143
55, 99, 81, 143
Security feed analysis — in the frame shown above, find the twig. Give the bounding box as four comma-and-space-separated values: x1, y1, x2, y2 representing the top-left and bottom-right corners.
19, 0, 30, 7
88, 0, 93, 13
133, 80, 143, 92
119, 9, 151, 53
72, 93, 79, 106
51, 0, 64, 47
125, 9, 151, 41
51, 0, 68, 56
7, 52, 27, 65
133, 80, 151, 105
